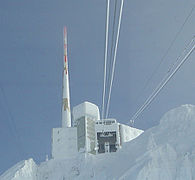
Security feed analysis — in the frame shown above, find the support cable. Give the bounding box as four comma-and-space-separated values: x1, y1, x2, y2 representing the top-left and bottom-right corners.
105, 0, 124, 118
168, 37, 194, 73
102, 0, 110, 119
132, 5, 195, 110
130, 37, 195, 124
106, 0, 118, 117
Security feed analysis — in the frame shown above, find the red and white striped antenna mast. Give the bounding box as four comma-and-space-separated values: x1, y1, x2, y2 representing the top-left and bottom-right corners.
62, 27, 71, 128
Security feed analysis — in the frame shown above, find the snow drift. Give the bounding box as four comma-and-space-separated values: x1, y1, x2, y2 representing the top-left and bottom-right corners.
0, 159, 37, 180
1, 104, 195, 180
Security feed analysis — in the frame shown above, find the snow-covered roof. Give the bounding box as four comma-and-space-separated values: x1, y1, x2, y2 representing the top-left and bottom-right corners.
72, 101, 100, 121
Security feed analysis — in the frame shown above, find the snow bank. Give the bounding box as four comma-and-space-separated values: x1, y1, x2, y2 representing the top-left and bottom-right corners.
0, 159, 37, 180
89, 104, 195, 179
2, 104, 195, 180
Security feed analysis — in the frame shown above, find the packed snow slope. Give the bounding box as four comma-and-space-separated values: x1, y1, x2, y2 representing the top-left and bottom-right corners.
1, 104, 195, 180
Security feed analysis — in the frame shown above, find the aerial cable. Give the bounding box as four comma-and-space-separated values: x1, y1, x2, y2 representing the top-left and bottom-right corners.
102, 0, 110, 119
130, 37, 195, 124
106, 0, 118, 95
131, 38, 195, 124
168, 37, 194, 73
106, 0, 118, 115
105, 0, 124, 118
132, 4, 195, 109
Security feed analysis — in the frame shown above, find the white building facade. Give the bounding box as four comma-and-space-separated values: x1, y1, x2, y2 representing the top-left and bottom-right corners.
73, 102, 99, 154
52, 101, 144, 159
51, 28, 143, 159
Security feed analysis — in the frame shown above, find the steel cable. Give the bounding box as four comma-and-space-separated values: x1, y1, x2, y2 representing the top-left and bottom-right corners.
130, 37, 195, 124
102, 0, 110, 119
132, 5, 195, 111
105, 0, 125, 118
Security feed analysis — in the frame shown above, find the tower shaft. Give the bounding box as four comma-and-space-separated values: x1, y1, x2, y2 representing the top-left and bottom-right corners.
62, 27, 71, 128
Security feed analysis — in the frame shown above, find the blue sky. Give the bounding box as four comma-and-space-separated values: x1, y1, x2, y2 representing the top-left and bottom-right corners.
0, 0, 194, 174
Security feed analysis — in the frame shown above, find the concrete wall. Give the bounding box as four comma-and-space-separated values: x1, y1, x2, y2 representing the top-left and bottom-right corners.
77, 116, 96, 154
52, 127, 77, 159
72, 101, 100, 126
119, 124, 144, 144
77, 117, 85, 152
73, 102, 98, 154
86, 116, 96, 154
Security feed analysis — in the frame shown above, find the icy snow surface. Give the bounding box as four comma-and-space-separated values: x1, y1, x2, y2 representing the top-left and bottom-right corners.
0, 159, 37, 180
1, 104, 195, 180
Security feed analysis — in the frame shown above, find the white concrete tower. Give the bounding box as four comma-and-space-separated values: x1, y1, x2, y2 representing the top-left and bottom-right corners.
62, 27, 71, 128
